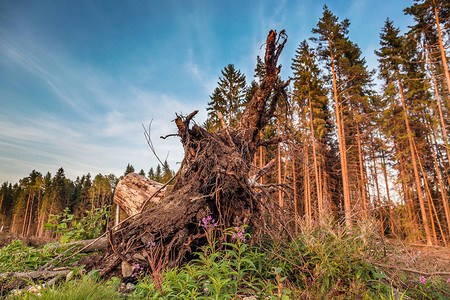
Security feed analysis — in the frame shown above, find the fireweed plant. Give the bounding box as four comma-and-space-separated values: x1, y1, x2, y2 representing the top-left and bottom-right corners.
133, 220, 270, 299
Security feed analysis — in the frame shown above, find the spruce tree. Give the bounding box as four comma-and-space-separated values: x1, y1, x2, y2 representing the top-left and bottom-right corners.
155, 164, 162, 183
162, 160, 174, 183
311, 5, 352, 227
148, 167, 155, 181
291, 40, 331, 219
376, 19, 433, 245
205, 64, 247, 131
124, 163, 135, 176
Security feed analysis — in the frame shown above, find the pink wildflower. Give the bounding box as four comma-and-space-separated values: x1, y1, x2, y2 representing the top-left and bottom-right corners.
202, 215, 218, 228
232, 226, 246, 242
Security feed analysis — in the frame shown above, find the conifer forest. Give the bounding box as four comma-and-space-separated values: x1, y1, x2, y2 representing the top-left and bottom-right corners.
1, 1, 450, 298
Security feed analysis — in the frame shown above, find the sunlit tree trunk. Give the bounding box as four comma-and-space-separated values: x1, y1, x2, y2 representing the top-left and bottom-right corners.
277, 118, 283, 207
370, 138, 385, 236
329, 39, 351, 227
322, 167, 328, 213
397, 75, 432, 245
396, 141, 419, 238
356, 121, 368, 215
429, 128, 450, 239
414, 142, 446, 245
26, 193, 36, 236
22, 192, 31, 236
433, 0, 450, 100
304, 142, 312, 220
426, 45, 450, 160
0, 193, 3, 217
292, 147, 298, 233
308, 90, 323, 219
381, 149, 395, 234
259, 132, 265, 184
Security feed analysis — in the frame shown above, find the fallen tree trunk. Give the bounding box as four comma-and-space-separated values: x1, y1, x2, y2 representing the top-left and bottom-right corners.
113, 173, 165, 216
0, 269, 71, 280
47, 237, 108, 253
97, 30, 289, 277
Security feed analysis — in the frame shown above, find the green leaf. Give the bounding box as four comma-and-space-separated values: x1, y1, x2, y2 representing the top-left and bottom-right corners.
373, 272, 387, 279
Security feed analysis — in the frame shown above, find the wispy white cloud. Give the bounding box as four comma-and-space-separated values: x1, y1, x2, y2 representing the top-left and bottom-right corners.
185, 48, 217, 95
0, 37, 81, 109
0, 29, 193, 183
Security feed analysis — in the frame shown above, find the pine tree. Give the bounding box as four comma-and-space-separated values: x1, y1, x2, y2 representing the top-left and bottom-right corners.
205, 64, 247, 130
162, 160, 174, 183
124, 163, 135, 176
155, 164, 162, 183
311, 5, 354, 227
375, 19, 433, 245
148, 167, 155, 181
291, 40, 331, 220
405, 0, 450, 101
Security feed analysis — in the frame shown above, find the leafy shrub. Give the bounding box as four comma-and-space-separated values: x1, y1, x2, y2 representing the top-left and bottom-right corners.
44, 206, 110, 244
0, 240, 86, 273
133, 225, 269, 299
259, 218, 391, 299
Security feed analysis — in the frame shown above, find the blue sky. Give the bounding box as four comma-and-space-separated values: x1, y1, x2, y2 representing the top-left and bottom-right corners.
0, 0, 413, 183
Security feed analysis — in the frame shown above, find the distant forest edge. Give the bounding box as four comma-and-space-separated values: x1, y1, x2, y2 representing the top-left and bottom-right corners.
0, 161, 174, 237
1, 1, 450, 246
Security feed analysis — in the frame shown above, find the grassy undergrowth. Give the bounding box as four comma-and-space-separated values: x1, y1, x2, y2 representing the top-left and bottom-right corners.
2, 218, 449, 299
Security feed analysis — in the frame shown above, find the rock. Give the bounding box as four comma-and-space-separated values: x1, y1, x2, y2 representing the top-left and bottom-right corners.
121, 261, 133, 278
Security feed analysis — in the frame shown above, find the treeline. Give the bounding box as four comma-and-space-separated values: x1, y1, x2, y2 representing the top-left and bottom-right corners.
204, 1, 449, 245
0, 161, 174, 238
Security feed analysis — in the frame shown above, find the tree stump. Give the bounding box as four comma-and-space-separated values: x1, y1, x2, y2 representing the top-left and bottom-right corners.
98, 30, 289, 276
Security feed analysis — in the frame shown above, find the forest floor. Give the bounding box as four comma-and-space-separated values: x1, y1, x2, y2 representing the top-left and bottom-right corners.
1, 228, 449, 299
0, 232, 50, 249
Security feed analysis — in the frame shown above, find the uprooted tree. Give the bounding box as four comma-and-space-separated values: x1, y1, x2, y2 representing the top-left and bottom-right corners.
98, 30, 290, 277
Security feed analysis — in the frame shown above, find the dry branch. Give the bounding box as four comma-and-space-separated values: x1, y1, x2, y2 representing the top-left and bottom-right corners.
0, 269, 71, 280
373, 262, 450, 276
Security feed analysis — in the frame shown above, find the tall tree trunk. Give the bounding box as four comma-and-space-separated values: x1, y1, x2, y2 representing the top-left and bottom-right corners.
329, 39, 351, 227
356, 121, 367, 215
429, 129, 450, 239
309, 90, 323, 219
426, 44, 450, 161
304, 142, 312, 221
22, 192, 31, 236
26, 194, 35, 236
0, 193, 3, 217
397, 76, 432, 245
292, 147, 298, 234
277, 117, 283, 207
396, 141, 419, 237
433, 0, 450, 101
11, 213, 17, 234
371, 139, 385, 236
414, 142, 446, 245
381, 150, 395, 234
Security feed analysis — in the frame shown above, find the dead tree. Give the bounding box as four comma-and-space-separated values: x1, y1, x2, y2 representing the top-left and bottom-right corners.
98, 30, 289, 276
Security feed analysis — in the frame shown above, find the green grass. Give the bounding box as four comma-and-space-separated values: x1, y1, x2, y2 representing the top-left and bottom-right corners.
3, 219, 449, 299
8, 272, 124, 300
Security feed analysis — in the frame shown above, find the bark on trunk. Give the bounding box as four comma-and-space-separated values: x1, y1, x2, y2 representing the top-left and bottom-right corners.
113, 173, 165, 216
